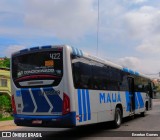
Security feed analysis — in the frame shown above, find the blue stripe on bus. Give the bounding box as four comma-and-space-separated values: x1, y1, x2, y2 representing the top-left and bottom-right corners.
129, 69, 135, 74
43, 88, 62, 112
76, 48, 80, 56
21, 89, 35, 112
77, 49, 83, 56
135, 72, 139, 76
30, 47, 39, 50
16, 90, 21, 97
71, 47, 77, 55
135, 93, 139, 110
82, 89, 87, 121
77, 89, 91, 122
79, 50, 83, 56
126, 92, 144, 111
41, 45, 52, 49
77, 89, 82, 122
123, 68, 140, 76
75, 48, 79, 56
20, 49, 29, 53
137, 92, 144, 108
125, 91, 130, 112
86, 89, 91, 120
123, 68, 129, 73
31, 88, 50, 112
71, 47, 83, 56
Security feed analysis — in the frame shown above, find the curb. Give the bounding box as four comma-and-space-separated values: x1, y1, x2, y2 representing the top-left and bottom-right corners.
153, 99, 160, 102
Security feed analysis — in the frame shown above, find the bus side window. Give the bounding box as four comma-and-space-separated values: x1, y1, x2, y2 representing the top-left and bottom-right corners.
72, 62, 80, 88
119, 73, 129, 91
80, 62, 92, 89
72, 59, 92, 89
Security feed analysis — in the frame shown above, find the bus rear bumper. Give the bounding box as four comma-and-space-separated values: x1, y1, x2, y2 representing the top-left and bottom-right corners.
13, 112, 76, 128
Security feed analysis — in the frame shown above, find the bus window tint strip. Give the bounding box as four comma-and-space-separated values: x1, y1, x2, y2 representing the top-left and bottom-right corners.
72, 55, 151, 93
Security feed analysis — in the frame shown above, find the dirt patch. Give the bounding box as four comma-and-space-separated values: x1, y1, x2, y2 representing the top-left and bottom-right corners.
0, 125, 22, 131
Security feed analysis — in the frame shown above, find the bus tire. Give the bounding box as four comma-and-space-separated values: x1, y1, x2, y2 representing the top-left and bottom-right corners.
113, 107, 122, 128
15, 123, 21, 126
140, 111, 145, 117
140, 108, 146, 117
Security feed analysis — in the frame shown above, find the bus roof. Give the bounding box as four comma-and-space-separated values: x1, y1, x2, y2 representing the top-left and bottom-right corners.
12, 45, 152, 80
69, 46, 151, 80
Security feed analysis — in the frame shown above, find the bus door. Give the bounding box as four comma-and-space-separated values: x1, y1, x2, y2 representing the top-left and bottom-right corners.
128, 77, 135, 114
148, 82, 153, 110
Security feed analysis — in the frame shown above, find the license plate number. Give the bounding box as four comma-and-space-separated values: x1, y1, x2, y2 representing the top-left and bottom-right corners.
32, 120, 42, 124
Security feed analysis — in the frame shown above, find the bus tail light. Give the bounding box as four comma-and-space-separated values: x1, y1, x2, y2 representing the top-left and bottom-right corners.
62, 93, 70, 115
11, 95, 17, 114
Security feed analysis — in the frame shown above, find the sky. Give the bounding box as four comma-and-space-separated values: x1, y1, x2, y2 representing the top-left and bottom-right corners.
0, 0, 160, 78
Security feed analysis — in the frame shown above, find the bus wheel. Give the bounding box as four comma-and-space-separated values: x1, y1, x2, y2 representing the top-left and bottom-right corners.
140, 106, 146, 117
140, 111, 145, 117
113, 107, 122, 128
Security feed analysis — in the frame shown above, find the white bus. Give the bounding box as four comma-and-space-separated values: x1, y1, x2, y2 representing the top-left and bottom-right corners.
11, 45, 153, 128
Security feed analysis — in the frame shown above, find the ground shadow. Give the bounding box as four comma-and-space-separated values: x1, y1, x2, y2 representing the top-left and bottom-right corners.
36, 114, 146, 140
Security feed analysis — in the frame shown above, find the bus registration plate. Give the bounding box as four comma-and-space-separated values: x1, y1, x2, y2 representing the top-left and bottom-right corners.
32, 120, 42, 124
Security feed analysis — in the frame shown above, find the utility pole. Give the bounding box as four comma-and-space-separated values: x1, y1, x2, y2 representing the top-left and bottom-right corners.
96, 0, 99, 56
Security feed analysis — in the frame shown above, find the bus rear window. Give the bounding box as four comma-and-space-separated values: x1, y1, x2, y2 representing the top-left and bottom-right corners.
12, 50, 63, 87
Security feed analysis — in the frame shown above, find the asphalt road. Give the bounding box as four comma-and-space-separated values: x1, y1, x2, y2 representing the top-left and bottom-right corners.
1, 99, 160, 140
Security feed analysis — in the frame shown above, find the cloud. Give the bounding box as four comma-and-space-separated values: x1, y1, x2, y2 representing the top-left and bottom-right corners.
133, 0, 147, 3
128, 0, 148, 4
4, 45, 26, 57
124, 6, 160, 39
24, 0, 97, 39
123, 6, 160, 56
136, 35, 160, 54
0, 0, 159, 77
117, 57, 141, 70
0, 0, 97, 40
93, 1, 126, 44
117, 56, 160, 78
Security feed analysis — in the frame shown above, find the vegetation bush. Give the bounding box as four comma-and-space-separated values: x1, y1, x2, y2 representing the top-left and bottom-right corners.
0, 114, 2, 119
0, 57, 10, 68
0, 95, 12, 117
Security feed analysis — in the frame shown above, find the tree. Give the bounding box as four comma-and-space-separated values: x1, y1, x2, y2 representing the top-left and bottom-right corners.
3, 57, 10, 68
0, 60, 3, 68
0, 95, 12, 113
156, 85, 160, 93
0, 57, 10, 68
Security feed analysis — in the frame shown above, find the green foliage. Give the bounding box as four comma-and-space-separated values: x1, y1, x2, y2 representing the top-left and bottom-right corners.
156, 85, 160, 93
0, 95, 12, 112
154, 82, 160, 93
3, 57, 10, 68
0, 57, 10, 68
0, 116, 13, 121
